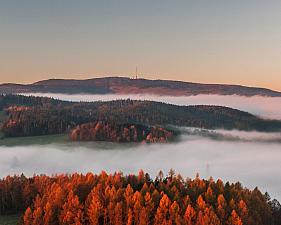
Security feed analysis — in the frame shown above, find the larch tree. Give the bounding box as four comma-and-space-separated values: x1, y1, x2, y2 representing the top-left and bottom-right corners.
87, 192, 104, 225
107, 202, 115, 225
154, 194, 172, 225
139, 207, 149, 225
205, 186, 215, 205
124, 184, 134, 211
197, 195, 206, 210
216, 194, 227, 222
196, 207, 221, 225
144, 192, 154, 220
23, 207, 33, 225
32, 207, 43, 225
227, 210, 243, 225
238, 199, 248, 223
59, 190, 84, 225
184, 204, 196, 225
133, 192, 142, 225
126, 208, 133, 225
43, 202, 55, 225
114, 202, 123, 225
169, 201, 182, 225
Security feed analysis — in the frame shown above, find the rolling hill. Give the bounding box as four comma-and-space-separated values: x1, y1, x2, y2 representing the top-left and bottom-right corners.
1, 95, 281, 138
1, 77, 281, 97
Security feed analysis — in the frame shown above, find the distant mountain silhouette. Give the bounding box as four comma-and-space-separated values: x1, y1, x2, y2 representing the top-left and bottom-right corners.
1, 76, 281, 97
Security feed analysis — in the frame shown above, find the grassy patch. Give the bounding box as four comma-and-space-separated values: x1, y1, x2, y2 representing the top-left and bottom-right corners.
0, 214, 20, 225
0, 134, 69, 147
0, 110, 8, 123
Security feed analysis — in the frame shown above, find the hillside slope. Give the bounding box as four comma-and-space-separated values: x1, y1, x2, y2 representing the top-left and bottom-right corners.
1, 95, 281, 138
1, 77, 281, 97
1, 172, 280, 225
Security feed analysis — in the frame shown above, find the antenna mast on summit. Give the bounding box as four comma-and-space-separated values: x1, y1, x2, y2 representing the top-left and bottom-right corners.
135, 66, 138, 79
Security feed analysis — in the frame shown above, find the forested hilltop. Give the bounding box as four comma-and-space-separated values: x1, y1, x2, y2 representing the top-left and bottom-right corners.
0, 94, 281, 138
0, 171, 280, 225
70, 122, 174, 143
1, 77, 281, 96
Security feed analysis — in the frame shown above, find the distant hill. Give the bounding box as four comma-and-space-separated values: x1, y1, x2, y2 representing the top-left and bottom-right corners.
1, 95, 281, 138
0, 77, 281, 97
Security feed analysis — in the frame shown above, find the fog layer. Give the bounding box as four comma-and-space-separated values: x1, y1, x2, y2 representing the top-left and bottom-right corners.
7, 93, 281, 200
20, 93, 281, 120
0, 130, 281, 200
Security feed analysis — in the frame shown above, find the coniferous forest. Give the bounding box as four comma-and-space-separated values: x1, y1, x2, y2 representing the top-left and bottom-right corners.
1, 94, 281, 138
0, 171, 281, 225
1, 95, 281, 224
2, 1, 281, 224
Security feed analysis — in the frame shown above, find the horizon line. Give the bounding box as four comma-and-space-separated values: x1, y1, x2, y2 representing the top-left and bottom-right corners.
1, 75, 281, 93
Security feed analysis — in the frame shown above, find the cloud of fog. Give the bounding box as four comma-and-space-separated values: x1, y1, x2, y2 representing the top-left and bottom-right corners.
1, 130, 281, 200
179, 127, 281, 143
20, 93, 281, 120
9, 93, 281, 200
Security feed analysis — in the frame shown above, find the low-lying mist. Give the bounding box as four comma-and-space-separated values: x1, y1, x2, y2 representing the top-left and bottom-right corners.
5, 93, 281, 200
20, 93, 281, 120
1, 129, 281, 200
180, 127, 281, 143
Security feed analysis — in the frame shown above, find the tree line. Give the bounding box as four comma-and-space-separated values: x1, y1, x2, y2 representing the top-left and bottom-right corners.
0, 171, 280, 225
1, 95, 281, 137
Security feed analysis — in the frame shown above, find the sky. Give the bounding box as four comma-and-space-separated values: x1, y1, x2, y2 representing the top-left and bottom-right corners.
1, 0, 281, 91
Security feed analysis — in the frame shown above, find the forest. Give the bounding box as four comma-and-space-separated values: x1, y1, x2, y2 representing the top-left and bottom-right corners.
0, 171, 280, 225
70, 122, 174, 143
1, 94, 281, 138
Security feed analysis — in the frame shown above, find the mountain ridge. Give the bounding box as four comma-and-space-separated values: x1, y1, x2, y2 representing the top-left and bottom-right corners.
1, 76, 281, 97
1, 95, 281, 138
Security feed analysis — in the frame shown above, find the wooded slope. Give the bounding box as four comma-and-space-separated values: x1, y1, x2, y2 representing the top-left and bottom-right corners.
1, 95, 281, 138
0, 171, 280, 225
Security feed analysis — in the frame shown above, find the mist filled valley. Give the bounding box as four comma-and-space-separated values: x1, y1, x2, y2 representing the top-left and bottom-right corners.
1, 131, 281, 201
2, 1, 281, 223
1, 93, 281, 201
